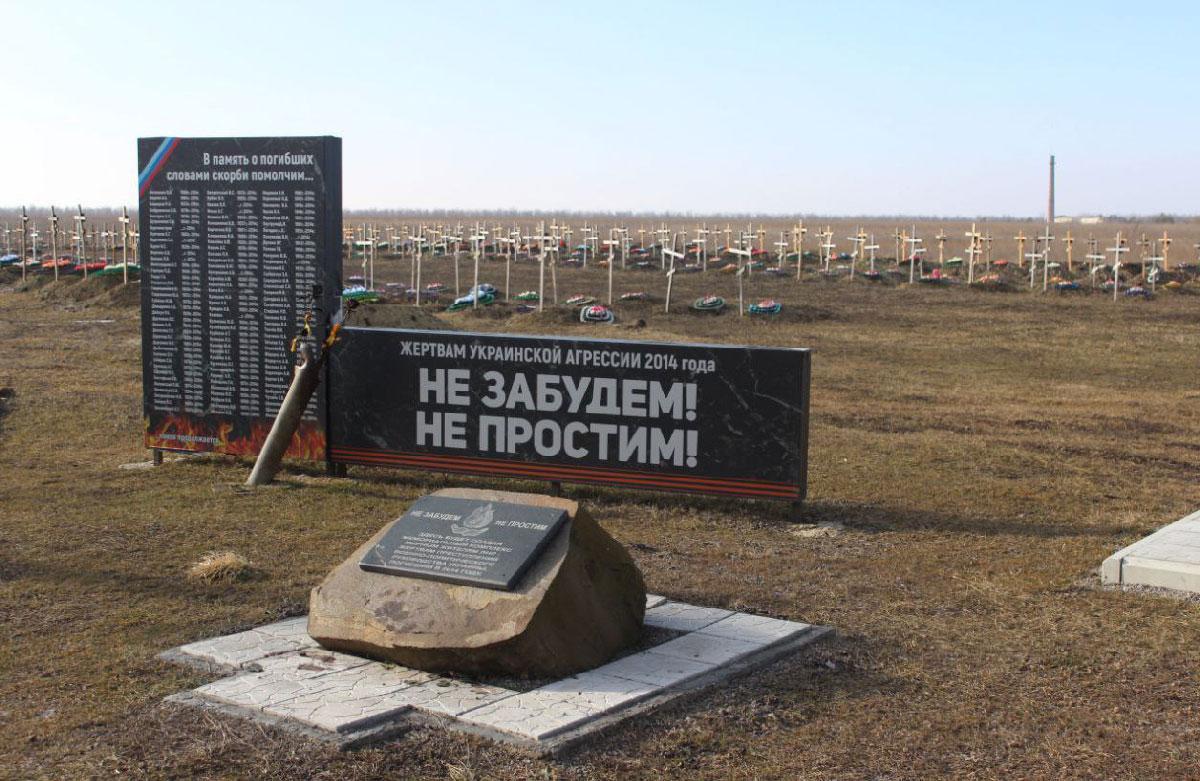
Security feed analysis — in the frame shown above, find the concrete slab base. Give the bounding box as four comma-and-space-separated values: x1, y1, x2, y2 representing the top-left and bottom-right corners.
160, 594, 831, 754
1102, 510, 1200, 594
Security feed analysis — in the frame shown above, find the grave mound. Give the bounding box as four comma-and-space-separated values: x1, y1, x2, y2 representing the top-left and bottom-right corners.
346, 302, 455, 330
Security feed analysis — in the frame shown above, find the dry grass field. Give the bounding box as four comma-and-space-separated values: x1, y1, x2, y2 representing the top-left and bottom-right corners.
1, 259, 1199, 780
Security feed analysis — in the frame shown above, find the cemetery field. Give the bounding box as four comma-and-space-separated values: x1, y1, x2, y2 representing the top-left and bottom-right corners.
2, 266, 1200, 779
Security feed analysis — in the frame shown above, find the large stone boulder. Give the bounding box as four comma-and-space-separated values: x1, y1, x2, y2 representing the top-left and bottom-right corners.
308, 488, 646, 677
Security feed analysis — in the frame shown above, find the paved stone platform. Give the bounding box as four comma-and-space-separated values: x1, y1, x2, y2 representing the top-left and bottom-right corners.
1102, 509, 1200, 594
161, 594, 831, 753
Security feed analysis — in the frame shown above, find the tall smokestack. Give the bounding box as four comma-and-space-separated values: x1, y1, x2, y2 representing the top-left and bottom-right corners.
1047, 154, 1055, 224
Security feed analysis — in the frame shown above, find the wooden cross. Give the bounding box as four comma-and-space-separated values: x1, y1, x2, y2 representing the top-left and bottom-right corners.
1137, 232, 1151, 261
1024, 247, 1043, 284
904, 227, 922, 283
1062, 229, 1074, 272
846, 227, 866, 278
664, 267, 677, 313
19, 208, 28, 281
497, 235, 515, 297
864, 235, 880, 274
1036, 225, 1054, 291
935, 229, 947, 266
736, 265, 747, 317
662, 235, 685, 271
695, 225, 710, 272
657, 225, 676, 272
963, 223, 981, 284
964, 227, 982, 285
1084, 240, 1106, 290
729, 245, 752, 287
29, 222, 39, 276
1107, 232, 1129, 301
1145, 245, 1164, 293
1160, 230, 1172, 269
1014, 230, 1027, 269
370, 224, 381, 290
734, 231, 748, 273
470, 231, 487, 309
74, 206, 87, 279
537, 231, 557, 311
410, 231, 427, 303
579, 225, 594, 269
48, 207, 62, 282
603, 232, 621, 305
441, 230, 458, 297
793, 221, 807, 280
550, 247, 558, 306
820, 227, 835, 273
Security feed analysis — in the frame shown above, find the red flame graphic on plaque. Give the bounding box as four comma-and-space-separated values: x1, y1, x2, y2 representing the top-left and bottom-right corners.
145, 413, 326, 460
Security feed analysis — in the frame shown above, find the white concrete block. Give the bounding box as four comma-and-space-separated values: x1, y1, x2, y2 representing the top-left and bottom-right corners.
645, 593, 668, 610
590, 650, 714, 687
646, 631, 762, 666
460, 672, 653, 740
1136, 541, 1200, 565
260, 664, 438, 733
1171, 512, 1200, 532
1100, 551, 1123, 585
177, 627, 312, 669
195, 668, 339, 711
457, 691, 597, 741
249, 648, 373, 677
1121, 557, 1200, 593
1102, 509, 1200, 591
534, 670, 657, 710
644, 601, 732, 633
255, 617, 316, 645
405, 678, 515, 717
697, 612, 811, 646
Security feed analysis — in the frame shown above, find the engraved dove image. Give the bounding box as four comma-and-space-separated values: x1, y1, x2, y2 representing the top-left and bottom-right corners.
451, 503, 494, 537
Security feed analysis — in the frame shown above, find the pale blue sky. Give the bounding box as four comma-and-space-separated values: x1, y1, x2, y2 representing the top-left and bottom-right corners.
2, 0, 1195, 215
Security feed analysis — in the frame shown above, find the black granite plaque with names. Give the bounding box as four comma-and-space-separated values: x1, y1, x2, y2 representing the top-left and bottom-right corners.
359, 496, 570, 590
138, 136, 341, 460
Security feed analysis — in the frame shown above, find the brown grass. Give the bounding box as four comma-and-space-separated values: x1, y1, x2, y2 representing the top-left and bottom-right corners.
187, 552, 256, 584
1, 261, 1199, 780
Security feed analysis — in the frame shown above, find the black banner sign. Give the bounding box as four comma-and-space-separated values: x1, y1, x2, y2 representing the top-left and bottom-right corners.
138, 136, 341, 458
328, 328, 810, 501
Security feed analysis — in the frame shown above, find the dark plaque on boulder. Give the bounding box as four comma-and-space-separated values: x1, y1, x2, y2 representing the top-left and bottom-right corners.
359, 496, 569, 590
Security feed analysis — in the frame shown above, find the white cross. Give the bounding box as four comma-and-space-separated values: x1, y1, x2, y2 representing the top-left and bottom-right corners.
1107, 233, 1129, 301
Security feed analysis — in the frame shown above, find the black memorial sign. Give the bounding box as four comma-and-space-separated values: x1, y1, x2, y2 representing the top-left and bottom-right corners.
328, 328, 810, 501
360, 495, 570, 590
138, 136, 341, 458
